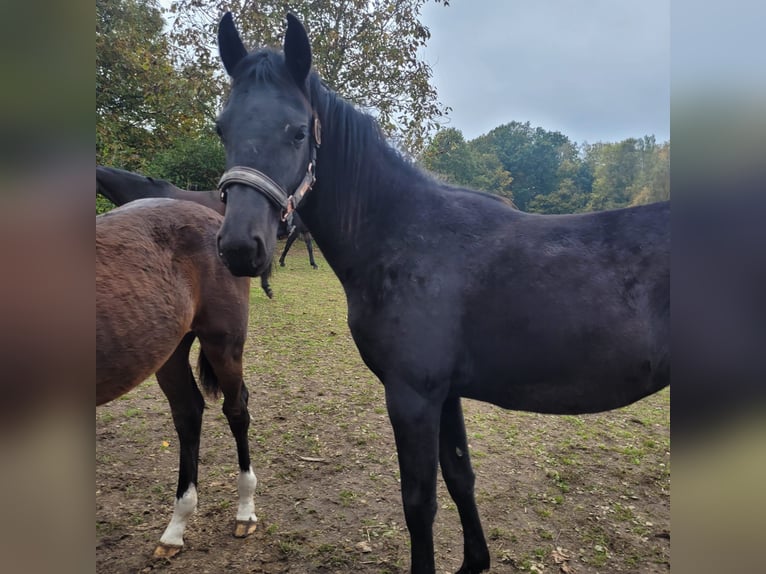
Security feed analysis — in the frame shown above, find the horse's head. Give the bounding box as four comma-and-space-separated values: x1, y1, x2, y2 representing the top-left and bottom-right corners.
215, 12, 318, 277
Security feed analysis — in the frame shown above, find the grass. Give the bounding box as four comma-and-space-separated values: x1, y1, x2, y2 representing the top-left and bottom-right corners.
339, 489, 357, 506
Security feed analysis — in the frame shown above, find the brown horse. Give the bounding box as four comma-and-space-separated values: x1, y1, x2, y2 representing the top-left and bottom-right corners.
97, 198, 258, 557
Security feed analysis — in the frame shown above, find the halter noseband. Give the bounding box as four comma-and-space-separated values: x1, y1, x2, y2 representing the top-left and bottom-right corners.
217, 112, 321, 219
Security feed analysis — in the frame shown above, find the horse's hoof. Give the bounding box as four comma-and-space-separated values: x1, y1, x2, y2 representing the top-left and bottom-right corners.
234, 519, 258, 538
455, 555, 491, 573
153, 543, 183, 559
279, 261, 285, 267
311, 264, 318, 269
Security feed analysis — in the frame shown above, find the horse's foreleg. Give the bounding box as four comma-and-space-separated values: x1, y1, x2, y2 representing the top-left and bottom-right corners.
278, 229, 300, 266
154, 334, 204, 558
439, 397, 490, 574
385, 382, 441, 574
304, 236, 318, 268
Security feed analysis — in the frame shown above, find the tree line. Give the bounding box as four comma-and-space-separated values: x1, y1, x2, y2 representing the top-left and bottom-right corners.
421, 124, 669, 214
97, 0, 668, 215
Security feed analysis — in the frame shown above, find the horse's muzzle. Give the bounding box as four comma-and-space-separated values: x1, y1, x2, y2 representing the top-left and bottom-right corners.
217, 230, 269, 277
215, 183, 280, 277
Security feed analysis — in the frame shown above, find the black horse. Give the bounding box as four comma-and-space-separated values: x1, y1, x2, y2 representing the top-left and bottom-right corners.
278, 211, 318, 268
214, 13, 670, 574
96, 165, 275, 298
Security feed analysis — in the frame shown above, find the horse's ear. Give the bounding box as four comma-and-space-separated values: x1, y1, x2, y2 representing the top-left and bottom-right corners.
284, 13, 312, 88
218, 12, 247, 76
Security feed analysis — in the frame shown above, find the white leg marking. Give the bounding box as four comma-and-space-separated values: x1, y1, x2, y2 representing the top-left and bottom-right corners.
236, 467, 258, 522
159, 484, 198, 547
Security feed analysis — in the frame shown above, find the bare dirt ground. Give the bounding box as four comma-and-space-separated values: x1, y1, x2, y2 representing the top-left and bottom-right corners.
97, 245, 669, 574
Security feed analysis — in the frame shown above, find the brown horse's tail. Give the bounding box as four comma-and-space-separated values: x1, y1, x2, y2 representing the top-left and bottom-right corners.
197, 349, 221, 398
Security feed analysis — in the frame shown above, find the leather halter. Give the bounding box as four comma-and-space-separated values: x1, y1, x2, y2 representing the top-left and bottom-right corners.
217, 113, 321, 218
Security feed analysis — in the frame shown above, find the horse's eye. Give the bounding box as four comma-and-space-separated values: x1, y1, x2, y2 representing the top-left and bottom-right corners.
294, 129, 307, 142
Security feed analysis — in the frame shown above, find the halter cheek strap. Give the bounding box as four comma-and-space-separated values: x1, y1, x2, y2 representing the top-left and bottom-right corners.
282, 161, 314, 220
218, 113, 321, 219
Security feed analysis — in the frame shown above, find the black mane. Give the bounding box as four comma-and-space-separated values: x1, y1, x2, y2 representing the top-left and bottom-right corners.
310, 74, 425, 191
306, 71, 522, 243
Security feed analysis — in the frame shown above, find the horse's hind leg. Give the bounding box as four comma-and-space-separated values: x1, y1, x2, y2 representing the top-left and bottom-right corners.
278, 229, 299, 266
304, 235, 318, 268
439, 397, 490, 573
259, 273, 274, 299
198, 336, 258, 538
154, 333, 204, 558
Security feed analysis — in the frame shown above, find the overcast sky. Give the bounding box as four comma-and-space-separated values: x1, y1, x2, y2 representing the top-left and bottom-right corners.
419, 0, 670, 145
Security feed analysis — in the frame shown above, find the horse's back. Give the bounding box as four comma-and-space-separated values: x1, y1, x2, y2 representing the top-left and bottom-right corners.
96, 200, 247, 404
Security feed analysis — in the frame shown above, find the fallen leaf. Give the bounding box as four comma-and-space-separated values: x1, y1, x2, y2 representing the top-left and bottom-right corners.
355, 541, 372, 553
552, 547, 571, 564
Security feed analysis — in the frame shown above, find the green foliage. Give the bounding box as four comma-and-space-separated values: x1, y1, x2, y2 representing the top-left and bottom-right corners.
168, 0, 450, 154
420, 128, 513, 201
424, 122, 670, 214
96, 0, 668, 214
584, 136, 670, 211
629, 140, 670, 206
144, 133, 225, 190
97, 195, 116, 215
96, 0, 220, 171
421, 128, 473, 184
585, 140, 638, 210
526, 176, 590, 215
472, 121, 581, 212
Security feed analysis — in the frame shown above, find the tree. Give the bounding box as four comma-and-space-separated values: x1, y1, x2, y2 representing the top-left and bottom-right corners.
584, 137, 671, 211
167, 0, 450, 154
629, 139, 670, 206
97, 0, 219, 171
421, 128, 513, 201
527, 176, 590, 214
144, 133, 225, 190
472, 121, 579, 211
421, 128, 474, 185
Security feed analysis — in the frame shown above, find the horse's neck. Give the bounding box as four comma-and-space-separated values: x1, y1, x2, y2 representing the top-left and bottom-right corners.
300, 114, 426, 277
100, 174, 169, 205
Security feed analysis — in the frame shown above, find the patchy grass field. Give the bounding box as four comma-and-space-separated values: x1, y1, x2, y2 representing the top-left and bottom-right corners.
96, 242, 669, 573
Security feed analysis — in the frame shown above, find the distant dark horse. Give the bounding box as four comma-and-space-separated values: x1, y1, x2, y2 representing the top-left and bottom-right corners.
97, 199, 260, 557
278, 211, 318, 268
97, 166, 275, 298
213, 13, 670, 574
